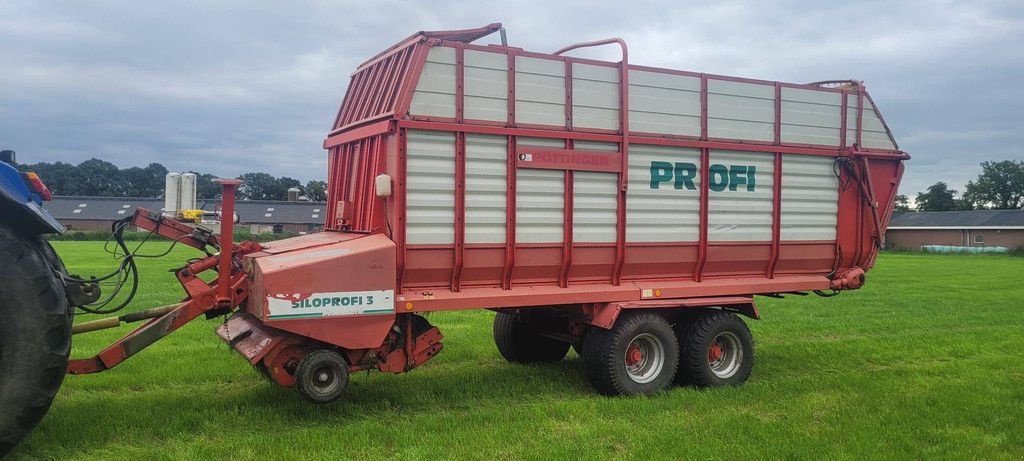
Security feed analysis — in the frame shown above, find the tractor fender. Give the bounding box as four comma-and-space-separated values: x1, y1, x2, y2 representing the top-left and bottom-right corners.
0, 161, 63, 236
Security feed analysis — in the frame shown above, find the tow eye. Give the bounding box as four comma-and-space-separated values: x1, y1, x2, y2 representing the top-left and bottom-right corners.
64, 277, 101, 307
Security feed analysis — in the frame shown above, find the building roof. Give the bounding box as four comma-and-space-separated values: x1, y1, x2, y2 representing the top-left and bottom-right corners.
45, 196, 327, 225
889, 209, 1024, 229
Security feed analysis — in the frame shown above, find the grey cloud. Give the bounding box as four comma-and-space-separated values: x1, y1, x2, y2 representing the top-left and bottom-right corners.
2, 0, 1022, 196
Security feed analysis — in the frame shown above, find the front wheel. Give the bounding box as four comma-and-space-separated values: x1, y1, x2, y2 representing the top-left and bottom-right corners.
676, 310, 754, 387
0, 227, 72, 457
294, 349, 349, 404
581, 312, 679, 396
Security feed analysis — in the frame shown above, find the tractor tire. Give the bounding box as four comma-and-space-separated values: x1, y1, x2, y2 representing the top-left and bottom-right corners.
0, 226, 72, 457
580, 312, 679, 396
295, 349, 349, 404
493, 310, 570, 364
675, 310, 754, 387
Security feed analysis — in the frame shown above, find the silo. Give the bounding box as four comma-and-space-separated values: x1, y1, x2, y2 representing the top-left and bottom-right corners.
180, 173, 197, 211
164, 173, 181, 216
287, 187, 301, 201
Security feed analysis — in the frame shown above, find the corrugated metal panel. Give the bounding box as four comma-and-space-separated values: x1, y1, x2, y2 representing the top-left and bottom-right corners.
707, 80, 774, 142
845, 95, 896, 150
780, 87, 841, 146
465, 134, 507, 244
846, 94, 858, 147
464, 50, 508, 122
573, 171, 618, 242
409, 47, 456, 118
406, 130, 455, 244
572, 63, 619, 130
861, 99, 896, 149
516, 169, 564, 243
515, 56, 565, 126
517, 137, 565, 149
707, 150, 774, 241
781, 154, 839, 241
628, 70, 700, 136
516, 137, 565, 243
573, 140, 619, 152
626, 144, 701, 242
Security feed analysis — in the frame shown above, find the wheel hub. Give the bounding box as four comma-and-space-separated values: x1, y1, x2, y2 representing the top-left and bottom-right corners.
707, 331, 743, 379
626, 343, 644, 366
708, 342, 724, 363
623, 333, 665, 384
314, 367, 335, 388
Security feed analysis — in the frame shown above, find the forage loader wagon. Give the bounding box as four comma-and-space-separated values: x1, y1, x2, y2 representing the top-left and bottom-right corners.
0, 23, 907, 454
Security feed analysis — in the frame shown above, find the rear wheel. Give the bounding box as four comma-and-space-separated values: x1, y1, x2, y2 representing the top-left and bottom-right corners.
493, 310, 570, 363
581, 312, 679, 396
0, 226, 72, 456
294, 349, 349, 404
676, 310, 754, 387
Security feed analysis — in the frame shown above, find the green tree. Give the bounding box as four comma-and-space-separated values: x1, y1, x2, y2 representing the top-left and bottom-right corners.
73, 158, 127, 196
963, 160, 1024, 210
915, 182, 961, 212
187, 172, 221, 199
893, 194, 912, 212
123, 162, 168, 197
237, 172, 282, 200
278, 176, 302, 200
304, 180, 327, 202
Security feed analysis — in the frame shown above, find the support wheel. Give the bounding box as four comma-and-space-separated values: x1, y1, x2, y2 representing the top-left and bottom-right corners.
493, 310, 570, 363
294, 350, 349, 404
676, 311, 754, 387
581, 312, 679, 396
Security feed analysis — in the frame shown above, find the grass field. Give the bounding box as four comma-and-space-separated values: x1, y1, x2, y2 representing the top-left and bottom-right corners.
10, 242, 1024, 460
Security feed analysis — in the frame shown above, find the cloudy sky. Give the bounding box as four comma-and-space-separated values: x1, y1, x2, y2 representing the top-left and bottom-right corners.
2, 0, 1021, 196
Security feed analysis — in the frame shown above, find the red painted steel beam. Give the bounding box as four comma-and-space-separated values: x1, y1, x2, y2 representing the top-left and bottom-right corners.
324, 119, 395, 149
561, 59, 574, 289
452, 132, 466, 292
214, 178, 240, 305
131, 208, 219, 251
396, 129, 408, 291
397, 274, 830, 312
695, 148, 710, 282
560, 137, 574, 288
451, 45, 467, 291
502, 135, 517, 290
767, 152, 783, 278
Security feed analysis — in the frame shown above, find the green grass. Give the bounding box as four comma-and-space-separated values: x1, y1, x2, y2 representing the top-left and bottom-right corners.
11, 243, 1024, 460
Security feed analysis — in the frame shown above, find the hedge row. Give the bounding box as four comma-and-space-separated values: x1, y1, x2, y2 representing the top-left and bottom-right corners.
46, 229, 300, 243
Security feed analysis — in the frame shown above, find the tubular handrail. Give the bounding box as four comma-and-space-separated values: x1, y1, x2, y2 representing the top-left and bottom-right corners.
553, 38, 631, 285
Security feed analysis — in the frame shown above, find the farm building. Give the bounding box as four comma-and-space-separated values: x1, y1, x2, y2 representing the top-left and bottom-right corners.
885, 210, 1024, 250
43, 196, 326, 234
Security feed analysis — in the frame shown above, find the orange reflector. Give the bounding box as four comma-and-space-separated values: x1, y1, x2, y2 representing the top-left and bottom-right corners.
23, 172, 52, 201
404, 302, 414, 311
654, 289, 662, 297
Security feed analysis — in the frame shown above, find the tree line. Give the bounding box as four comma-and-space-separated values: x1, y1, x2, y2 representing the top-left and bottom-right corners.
894, 160, 1024, 212
15, 157, 1022, 210
16, 158, 328, 202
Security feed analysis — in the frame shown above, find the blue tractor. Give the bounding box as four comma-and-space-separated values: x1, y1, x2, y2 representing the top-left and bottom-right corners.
0, 150, 74, 455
